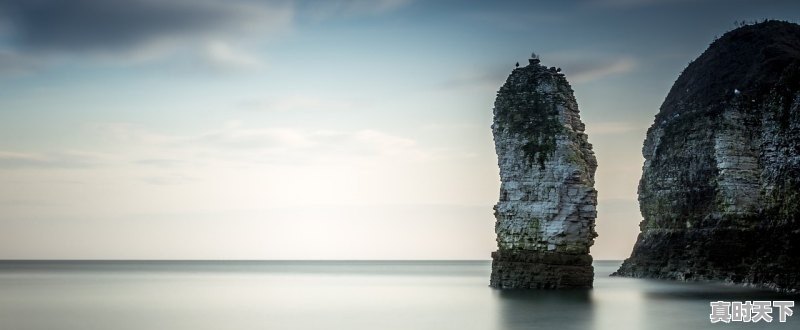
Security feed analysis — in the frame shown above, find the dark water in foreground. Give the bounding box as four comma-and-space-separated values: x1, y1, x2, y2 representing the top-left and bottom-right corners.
0, 260, 797, 329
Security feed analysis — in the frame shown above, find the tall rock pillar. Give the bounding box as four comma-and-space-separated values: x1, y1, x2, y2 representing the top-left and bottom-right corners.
489, 57, 598, 289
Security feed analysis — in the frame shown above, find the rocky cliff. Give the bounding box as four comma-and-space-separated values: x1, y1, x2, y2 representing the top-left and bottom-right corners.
614, 21, 800, 292
489, 57, 598, 289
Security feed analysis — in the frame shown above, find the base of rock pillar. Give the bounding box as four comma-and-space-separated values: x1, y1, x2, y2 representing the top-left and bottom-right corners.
490, 250, 594, 289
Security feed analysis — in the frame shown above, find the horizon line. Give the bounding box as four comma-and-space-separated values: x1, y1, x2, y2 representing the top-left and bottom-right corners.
0, 259, 624, 262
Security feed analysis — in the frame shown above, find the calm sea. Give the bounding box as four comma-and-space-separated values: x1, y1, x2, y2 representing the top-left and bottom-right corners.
0, 260, 796, 329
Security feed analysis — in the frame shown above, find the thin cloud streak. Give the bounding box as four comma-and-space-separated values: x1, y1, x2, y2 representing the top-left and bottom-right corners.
302, 0, 413, 21
201, 40, 266, 71
97, 122, 434, 167
0, 150, 105, 169
238, 95, 356, 113
0, 51, 44, 75
0, 0, 293, 73
438, 54, 637, 91
585, 0, 704, 8
541, 51, 638, 83
0, 0, 293, 53
569, 57, 637, 83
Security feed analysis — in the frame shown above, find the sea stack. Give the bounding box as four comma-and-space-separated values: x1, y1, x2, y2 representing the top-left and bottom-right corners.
614, 21, 800, 292
489, 55, 598, 289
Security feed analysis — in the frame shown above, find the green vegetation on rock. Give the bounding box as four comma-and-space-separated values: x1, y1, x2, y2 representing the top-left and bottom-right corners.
495, 78, 564, 169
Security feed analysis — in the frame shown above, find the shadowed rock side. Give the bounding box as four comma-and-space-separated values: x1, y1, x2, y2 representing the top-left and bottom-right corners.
614, 21, 800, 292
490, 57, 598, 289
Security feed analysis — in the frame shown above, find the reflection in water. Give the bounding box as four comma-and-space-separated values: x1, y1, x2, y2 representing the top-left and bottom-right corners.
495, 289, 593, 330
0, 260, 797, 330
495, 261, 800, 330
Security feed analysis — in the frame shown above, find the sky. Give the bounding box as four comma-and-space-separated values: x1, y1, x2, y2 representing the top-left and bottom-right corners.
1, 0, 798, 260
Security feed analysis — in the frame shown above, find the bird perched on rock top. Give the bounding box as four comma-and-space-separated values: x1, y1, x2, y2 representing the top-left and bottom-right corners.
515, 62, 519, 68
556, 67, 562, 72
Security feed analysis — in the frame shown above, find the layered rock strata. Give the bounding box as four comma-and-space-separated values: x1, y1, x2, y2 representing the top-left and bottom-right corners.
614, 21, 800, 292
489, 57, 598, 289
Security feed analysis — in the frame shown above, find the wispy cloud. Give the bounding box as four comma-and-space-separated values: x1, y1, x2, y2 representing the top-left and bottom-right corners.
0, 0, 292, 53
133, 158, 190, 168
439, 53, 637, 90
302, 0, 413, 21
0, 150, 105, 169
98, 122, 430, 166
0, 50, 45, 75
200, 40, 266, 71
0, 0, 292, 73
341, 0, 412, 15
459, 9, 565, 31
0, 0, 417, 74
542, 51, 638, 83
238, 95, 356, 112
0, 122, 436, 190
585, 0, 699, 8
569, 57, 637, 83
140, 173, 196, 186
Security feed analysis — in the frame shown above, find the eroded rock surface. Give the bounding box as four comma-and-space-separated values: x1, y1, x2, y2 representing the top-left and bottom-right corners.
614, 21, 800, 292
489, 57, 598, 289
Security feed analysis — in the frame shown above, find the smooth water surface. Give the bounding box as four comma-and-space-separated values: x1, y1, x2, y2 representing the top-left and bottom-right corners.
0, 260, 797, 329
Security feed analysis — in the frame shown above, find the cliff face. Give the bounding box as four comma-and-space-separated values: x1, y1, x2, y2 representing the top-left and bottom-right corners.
614, 21, 800, 292
490, 58, 598, 289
